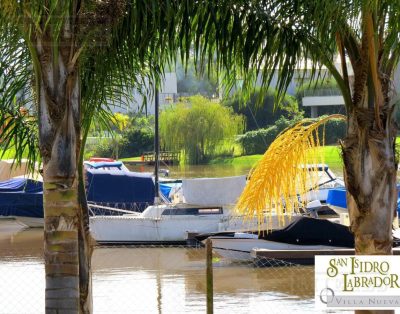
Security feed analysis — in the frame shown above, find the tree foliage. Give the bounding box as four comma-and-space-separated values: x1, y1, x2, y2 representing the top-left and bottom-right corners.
224, 88, 300, 131
160, 95, 244, 164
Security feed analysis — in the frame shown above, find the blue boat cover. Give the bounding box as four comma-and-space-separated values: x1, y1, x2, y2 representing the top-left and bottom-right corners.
0, 178, 43, 193
159, 182, 181, 201
86, 168, 155, 211
84, 161, 124, 170
261, 216, 355, 247
326, 188, 346, 209
0, 169, 156, 217
328, 187, 400, 213
0, 178, 43, 217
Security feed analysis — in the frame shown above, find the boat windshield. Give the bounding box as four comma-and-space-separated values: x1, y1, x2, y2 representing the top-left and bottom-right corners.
161, 207, 223, 216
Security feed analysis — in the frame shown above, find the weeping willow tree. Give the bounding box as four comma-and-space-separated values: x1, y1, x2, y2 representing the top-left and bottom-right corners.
160, 95, 244, 164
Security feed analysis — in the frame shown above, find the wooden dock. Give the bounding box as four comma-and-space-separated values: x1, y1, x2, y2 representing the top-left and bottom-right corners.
142, 151, 180, 165
251, 247, 400, 266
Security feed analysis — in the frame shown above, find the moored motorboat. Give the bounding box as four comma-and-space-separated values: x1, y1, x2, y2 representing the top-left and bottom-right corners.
89, 175, 252, 244
2, 161, 162, 227
199, 217, 356, 262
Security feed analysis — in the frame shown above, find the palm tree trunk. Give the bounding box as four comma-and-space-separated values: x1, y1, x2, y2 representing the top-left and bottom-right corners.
342, 106, 397, 314
37, 37, 83, 312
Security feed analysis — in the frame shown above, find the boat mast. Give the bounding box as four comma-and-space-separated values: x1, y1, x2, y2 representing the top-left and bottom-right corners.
154, 86, 160, 204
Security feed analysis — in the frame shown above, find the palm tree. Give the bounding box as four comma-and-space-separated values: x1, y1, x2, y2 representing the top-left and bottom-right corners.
189, 1, 399, 249
184, 2, 399, 312
0, 1, 174, 312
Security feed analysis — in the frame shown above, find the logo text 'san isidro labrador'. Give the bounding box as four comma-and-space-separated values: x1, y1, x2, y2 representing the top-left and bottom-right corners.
327, 257, 400, 292
315, 256, 400, 310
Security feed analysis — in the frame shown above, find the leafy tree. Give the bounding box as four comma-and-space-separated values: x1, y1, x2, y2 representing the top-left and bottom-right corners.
237, 116, 302, 154
160, 95, 244, 163
224, 88, 300, 131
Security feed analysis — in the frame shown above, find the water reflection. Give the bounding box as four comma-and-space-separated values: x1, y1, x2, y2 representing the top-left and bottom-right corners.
126, 163, 254, 179
126, 163, 344, 179
0, 221, 351, 313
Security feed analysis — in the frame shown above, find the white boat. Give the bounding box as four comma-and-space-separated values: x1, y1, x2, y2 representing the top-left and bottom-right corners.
200, 217, 355, 262
300, 164, 344, 204
90, 175, 275, 244
208, 235, 351, 262
89, 164, 343, 244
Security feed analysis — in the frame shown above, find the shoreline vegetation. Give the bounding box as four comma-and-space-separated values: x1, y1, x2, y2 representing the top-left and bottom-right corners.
0, 145, 342, 168
119, 145, 343, 169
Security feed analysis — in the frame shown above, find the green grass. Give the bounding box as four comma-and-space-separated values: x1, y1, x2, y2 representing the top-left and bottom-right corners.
119, 156, 142, 162
209, 145, 343, 168
0, 147, 25, 160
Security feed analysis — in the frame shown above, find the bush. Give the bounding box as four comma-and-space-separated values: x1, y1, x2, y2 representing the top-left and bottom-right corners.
91, 138, 115, 158
236, 116, 296, 155
88, 128, 154, 159
318, 117, 346, 145
237, 115, 346, 155
224, 88, 300, 131
118, 128, 154, 158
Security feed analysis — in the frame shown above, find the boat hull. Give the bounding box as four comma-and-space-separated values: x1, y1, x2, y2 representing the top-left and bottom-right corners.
210, 236, 349, 262
90, 212, 300, 244
90, 215, 226, 244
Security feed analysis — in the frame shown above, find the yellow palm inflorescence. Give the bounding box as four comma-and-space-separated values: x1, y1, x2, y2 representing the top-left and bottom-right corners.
236, 114, 346, 230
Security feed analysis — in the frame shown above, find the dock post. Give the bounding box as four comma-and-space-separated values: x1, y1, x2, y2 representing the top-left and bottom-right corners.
206, 238, 214, 314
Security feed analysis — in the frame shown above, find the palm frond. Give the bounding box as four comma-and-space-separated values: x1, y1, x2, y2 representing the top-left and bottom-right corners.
0, 28, 40, 173
236, 114, 346, 229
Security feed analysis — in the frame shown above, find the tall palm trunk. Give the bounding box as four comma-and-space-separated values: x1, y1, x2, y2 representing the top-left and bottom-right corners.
36, 33, 82, 312
342, 105, 397, 314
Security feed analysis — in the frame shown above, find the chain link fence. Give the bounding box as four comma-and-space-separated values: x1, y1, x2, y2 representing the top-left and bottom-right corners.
0, 220, 353, 314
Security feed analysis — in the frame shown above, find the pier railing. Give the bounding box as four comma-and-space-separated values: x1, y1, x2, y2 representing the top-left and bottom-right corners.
142, 151, 180, 164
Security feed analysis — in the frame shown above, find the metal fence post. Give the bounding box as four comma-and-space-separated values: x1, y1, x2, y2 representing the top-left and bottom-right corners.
206, 238, 214, 314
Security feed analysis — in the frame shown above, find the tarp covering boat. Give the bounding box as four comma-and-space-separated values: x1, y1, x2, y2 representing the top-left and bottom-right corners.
0, 169, 156, 218
86, 168, 155, 211
0, 178, 43, 218
0, 178, 43, 193
261, 216, 354, 247
182, 175, 246, 206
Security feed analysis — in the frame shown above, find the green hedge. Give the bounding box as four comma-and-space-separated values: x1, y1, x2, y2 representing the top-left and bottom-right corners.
237, 116, 346, 155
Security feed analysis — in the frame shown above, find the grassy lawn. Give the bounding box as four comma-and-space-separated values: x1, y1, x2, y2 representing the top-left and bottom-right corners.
0, 147, 29, 160
210, 145, 344, 168
119, 156, 142, 162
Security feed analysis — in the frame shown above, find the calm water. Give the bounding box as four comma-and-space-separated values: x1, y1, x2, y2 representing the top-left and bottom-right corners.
126, 163, 344, 179
0, 220, 355, 314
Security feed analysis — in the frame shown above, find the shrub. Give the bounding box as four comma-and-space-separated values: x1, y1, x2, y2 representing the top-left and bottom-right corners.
236, 116, 296, 155
237, 115, 346, 155
318, 117, 346, 145
118, 128, 154, 158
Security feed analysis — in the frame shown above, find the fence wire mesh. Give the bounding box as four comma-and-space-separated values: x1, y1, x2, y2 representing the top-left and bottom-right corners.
0, 220, 353, 314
